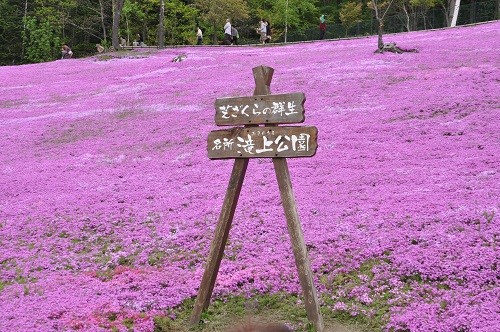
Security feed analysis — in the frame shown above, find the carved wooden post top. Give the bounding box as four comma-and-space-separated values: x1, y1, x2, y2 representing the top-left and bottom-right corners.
253, 65, 274, 95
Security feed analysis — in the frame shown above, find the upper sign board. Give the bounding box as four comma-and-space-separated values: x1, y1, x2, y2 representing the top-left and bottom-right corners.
214, 93, 305, 126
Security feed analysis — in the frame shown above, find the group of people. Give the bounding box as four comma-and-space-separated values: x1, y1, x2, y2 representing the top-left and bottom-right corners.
133, 33, 145, 47
195, 14, 328, 47
257, 19, 272, 44
220, 15, 328, 45
213, 18, 272, 46
223, 19, 240, 45
63, 15, 327, 57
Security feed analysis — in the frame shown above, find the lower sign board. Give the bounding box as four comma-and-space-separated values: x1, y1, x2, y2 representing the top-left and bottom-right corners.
208, 126, 318, 159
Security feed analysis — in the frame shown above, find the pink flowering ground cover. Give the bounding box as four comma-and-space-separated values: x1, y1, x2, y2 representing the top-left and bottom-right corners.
1, 22, 499, 331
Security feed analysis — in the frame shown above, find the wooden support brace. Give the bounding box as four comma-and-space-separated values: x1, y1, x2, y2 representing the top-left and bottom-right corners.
189, 158, 248, 325
273, 158, 324, 332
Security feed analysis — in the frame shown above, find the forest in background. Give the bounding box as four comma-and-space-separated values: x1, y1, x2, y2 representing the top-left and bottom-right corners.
0, 0, 498, 65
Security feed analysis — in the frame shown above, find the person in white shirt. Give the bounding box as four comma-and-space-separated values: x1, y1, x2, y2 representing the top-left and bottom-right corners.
259, 20, 267, 44
196, 27, 203, 45
223, 19, 232, 45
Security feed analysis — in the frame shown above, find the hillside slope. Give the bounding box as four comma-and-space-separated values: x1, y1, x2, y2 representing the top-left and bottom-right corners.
0, 22, 499, 331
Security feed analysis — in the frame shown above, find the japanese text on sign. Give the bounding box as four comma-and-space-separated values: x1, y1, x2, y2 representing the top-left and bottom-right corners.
218, 100, 298, 118
214, 93, 305, 126
208, 126, 318, 159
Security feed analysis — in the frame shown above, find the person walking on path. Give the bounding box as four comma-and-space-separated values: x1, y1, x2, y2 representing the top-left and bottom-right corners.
231, 26, 239, 45
137, 33, 144, 46
61, 44, 73, 59
196, 27, 203, 45
258, 19, 267, 44
319, 15, 327, 40
223, 19, 232, 45
265, 20, 272, 43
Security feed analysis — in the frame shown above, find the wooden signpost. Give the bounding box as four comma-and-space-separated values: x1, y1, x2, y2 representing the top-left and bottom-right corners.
190, 66, 324, 332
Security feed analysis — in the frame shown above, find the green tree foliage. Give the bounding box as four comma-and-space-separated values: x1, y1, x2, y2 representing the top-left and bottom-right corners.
122, 0, 142, 45
339, 1, 363, 36
395, 0, 440, 31
64, 0, 112, 56
409, 0, 440, 29
272, 0, 319, 31
243, 0, 319, 41
31, 0, 77, 38
22, 16, 61, 62
0, 0, 24, 65
163, 0, 198, 45
123, 0, 197, 46
17, 0, 77, 63
0, 0, 495, 64
123, 0, 158, 45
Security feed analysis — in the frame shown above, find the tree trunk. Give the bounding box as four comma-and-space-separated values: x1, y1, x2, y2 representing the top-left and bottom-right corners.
441, 3, 451, 27
377, 18, 384, 50
158, 0, 165, 48
112, 0, 125, 50
22, 0, 28, 60
469, 0, 476, 23
126, 14, 130, 46
371, 0, 396, 52
412, 10, 417, 31
402, 3, 410, 31
211, 19, 217, 45
450, 0, 461, 27
99, 0, 107, 43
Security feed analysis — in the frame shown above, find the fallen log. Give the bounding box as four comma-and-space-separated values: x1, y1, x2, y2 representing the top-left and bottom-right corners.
375, 42, 419, 54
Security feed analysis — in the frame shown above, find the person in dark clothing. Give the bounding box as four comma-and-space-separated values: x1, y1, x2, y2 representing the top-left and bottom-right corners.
265, 20, 272, 43
231, 26, 239, 45
319, 15, 326, 40
136, 33, 144, 46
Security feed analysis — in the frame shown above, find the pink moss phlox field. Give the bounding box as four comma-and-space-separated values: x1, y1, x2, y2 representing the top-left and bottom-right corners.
1, 22, 499, 331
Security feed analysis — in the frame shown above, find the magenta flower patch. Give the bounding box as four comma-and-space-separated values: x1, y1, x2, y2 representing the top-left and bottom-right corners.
0, 22, 499, 331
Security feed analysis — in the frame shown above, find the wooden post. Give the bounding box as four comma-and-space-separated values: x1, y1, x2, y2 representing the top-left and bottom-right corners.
273, 158, 324, 332
190, 66, 273, 326
191, 66, 323, 331
253, 65, 273, 95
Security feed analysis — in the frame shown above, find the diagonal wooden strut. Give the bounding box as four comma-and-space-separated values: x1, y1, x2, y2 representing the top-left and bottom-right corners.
190, 66, 323, 331
273, 158, 324, 332
189, 158, 248, 325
